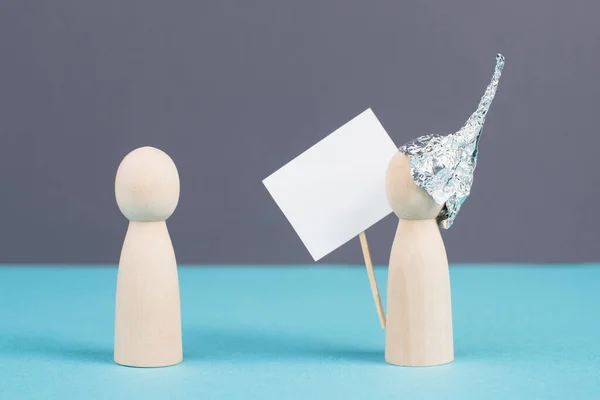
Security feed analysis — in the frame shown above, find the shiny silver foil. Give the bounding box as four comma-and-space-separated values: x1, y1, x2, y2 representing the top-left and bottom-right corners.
399, 54, 505, 229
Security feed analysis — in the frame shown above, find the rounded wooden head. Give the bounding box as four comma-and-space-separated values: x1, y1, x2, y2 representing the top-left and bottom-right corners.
386, 152, 444, 221
115, 146, 180, 222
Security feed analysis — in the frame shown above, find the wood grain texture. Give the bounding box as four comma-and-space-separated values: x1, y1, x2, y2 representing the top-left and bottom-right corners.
384, 150, 454, 367
114, 221, 182, 367
114, 146, 183, 367
385, 219, 454, 366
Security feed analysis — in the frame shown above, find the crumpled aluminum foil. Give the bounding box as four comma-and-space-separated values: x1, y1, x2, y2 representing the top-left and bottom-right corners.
399, 54, 505, 229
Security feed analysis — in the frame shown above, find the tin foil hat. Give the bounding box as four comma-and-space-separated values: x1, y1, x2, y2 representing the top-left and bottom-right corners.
399, 54, 505, 229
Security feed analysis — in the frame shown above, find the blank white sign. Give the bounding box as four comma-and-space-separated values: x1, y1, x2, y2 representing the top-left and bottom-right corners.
263, 109, 398, 260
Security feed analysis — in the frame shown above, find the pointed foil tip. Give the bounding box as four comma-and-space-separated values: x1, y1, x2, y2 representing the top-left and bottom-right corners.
398, 54, 505, 229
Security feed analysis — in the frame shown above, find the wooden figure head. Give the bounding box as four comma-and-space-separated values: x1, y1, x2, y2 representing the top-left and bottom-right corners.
385, 151, 443, 221
115, 146, 180, 222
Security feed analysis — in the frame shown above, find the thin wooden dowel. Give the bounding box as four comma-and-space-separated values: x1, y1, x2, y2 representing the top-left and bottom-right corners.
359, 231, 386, 329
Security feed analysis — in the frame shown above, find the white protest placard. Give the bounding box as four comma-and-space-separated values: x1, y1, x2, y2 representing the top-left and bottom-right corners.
263, 108, 398, 261
263, 109, 397, 328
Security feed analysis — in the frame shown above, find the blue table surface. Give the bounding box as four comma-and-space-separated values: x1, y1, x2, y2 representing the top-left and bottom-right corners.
1, 264, 599, 399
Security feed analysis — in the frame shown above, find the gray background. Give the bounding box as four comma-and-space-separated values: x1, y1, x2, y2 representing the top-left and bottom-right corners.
1, 0, 598, 265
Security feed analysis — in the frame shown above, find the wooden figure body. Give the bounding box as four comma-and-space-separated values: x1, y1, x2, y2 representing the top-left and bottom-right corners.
114, 146, 182, 367
384, 151, 454, 366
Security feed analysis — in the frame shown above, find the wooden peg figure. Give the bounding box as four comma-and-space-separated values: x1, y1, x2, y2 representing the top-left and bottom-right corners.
114, 146, 182, 367
383, 54, 505, 366
384, 152, 453, 366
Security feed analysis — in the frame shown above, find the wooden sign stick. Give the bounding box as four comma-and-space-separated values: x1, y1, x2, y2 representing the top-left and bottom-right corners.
359, 231, 386, 328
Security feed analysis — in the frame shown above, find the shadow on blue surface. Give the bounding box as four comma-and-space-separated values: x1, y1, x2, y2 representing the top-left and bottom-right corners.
183, 327, 384, 364
0, 335, 113, 364
0, 329, 384, 366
